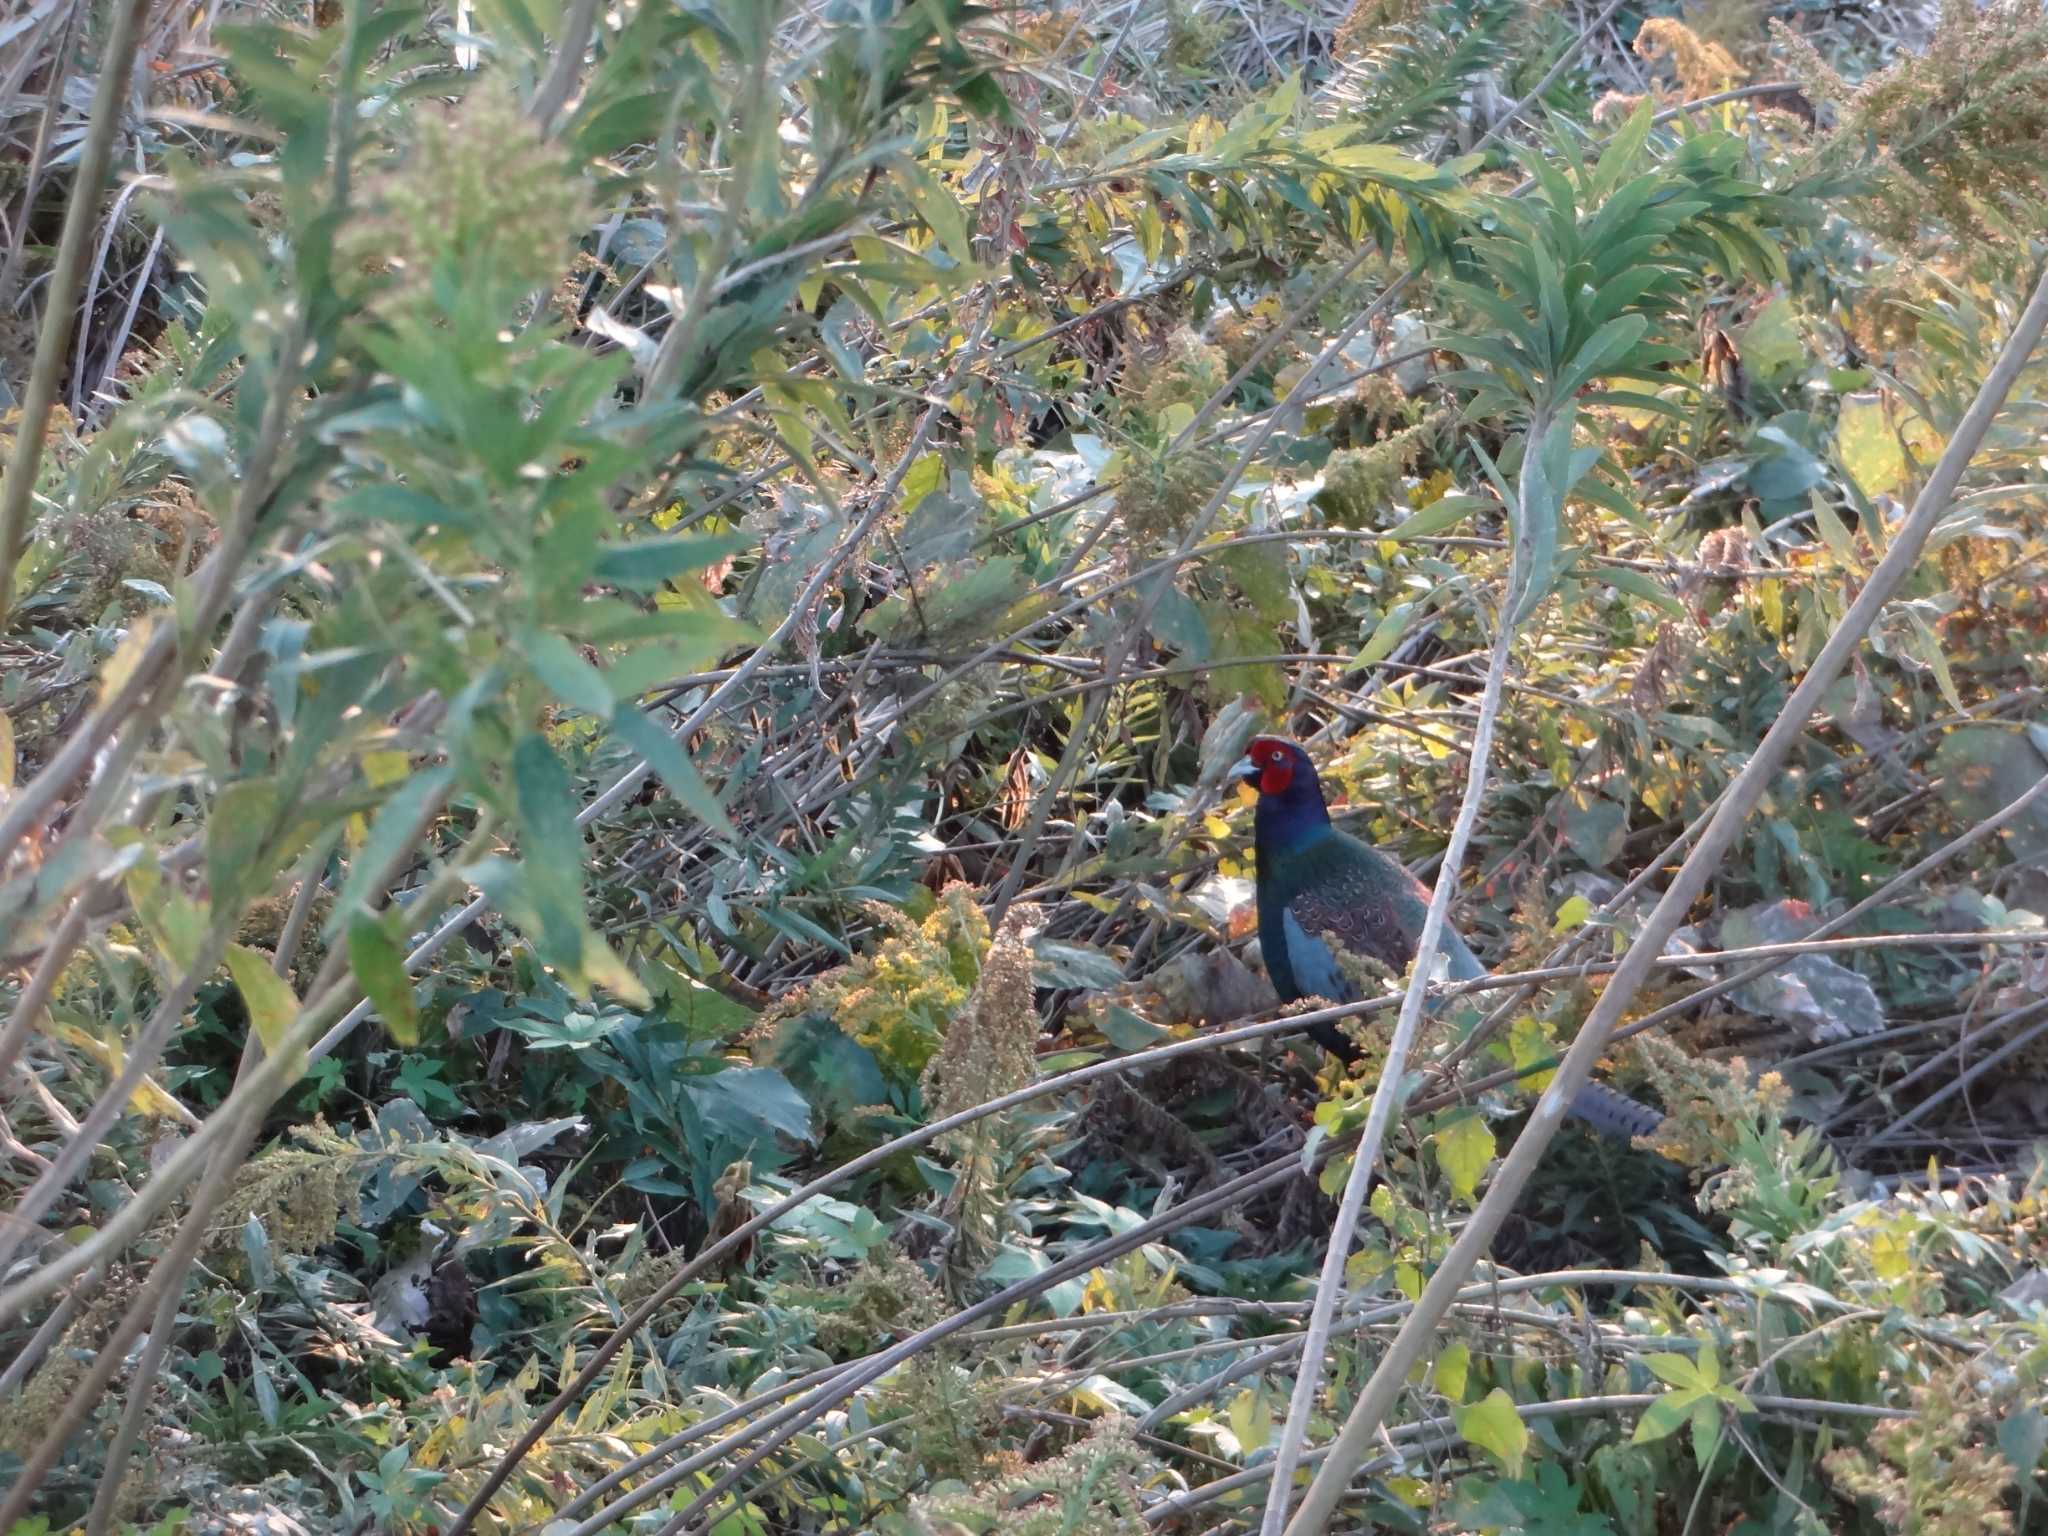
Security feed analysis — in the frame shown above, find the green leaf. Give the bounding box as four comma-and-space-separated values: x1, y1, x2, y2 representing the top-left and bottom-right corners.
1690, 1398, 1724, 1466
1031, 939, 1126, 991
763, 1010, 888, 1116
1631, 1389, 1701, 1444
225, 944, 302, 1061
1744, 432, 1825, 505
684, 1065, 813, 1146
1554, 313, 1649, 401
1356, 601, 1416, 666
1385, 493, 1490, 541
1740, 293, 1804, 387
348, 912, 419, 1047
1594, 101, 1656, 198
1505, 412, 1576, 627
513, 734, 589, 968
592, 532, 753, 592
1998, 1404, 2048, 1483
898, 452, 945, 515
1147, 582, 1211, 661
1455, 1388, 1529, 1476
1590, 1443, 1660, 1534
1433, 1339, 1471, 1402
329, 767, 453, 938
1695, 1343, 1720, 1388
1434, 1112, 1496, 1204
1563, 794, 1626, 869
1836, 391, 1937, 497
894, 158, 972, 264
1096, 1004, 1170, 1051
333, 484, 480, 532
523, 630, 615, 718
1197, 599, 1287, 711
609, 706, 735, 837
818, 294, 869, 383
124, 865, 210, 976
1508, 1014, 1560, 1093
1644, 1352, 1705, 1390
1810, 494, 1861, 570
209, 778, 283, 912
1592, 563, 1685, 616
1219, 541, 1292, 624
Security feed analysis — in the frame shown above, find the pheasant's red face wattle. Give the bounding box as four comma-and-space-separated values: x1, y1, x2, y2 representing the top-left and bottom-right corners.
1250, 738, 1295, 795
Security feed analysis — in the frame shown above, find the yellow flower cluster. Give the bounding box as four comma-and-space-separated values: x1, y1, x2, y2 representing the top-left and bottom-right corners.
775, 884, 989, 1079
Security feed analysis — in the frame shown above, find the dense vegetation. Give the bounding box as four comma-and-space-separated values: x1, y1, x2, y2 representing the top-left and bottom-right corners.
2, 0, 2046, 1532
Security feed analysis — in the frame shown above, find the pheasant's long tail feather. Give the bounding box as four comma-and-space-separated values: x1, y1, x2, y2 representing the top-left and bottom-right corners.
1566, 1080, 1666, 1141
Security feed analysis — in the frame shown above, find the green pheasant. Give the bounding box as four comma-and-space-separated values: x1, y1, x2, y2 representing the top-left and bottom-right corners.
1232, 735, 1662, 1141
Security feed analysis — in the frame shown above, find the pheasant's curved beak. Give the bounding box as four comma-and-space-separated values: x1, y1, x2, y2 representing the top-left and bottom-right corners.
1228, 754, 1258, 788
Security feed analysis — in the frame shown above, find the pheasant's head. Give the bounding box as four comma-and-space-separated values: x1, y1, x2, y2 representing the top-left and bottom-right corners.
1231, 735, 1317, 798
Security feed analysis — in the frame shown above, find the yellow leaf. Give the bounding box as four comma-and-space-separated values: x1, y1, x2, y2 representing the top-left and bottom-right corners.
1758, 577, 1783, 635
1395, 1261, 1422, 1299
1228, 1387, 1273, 1456
98, 614, 157, 707
1384, 1476, 1432, 1507
1434, 1111, 1496, 1204
1836, 391, 1939, 497
1454, 1387, 1529, 1476
0, 708, 13, 789
1509, 1015, 1558, 1093
1868, 1225, 1911, 1283
1551, 894, 1593, 934
578, 931, 652, 1008
52, 1023, 187, 1120
225, 944, 303, 1059
1347, 1244, 1392, 1286
1433, 1340, 1471, 1401
123, 865, 209, 974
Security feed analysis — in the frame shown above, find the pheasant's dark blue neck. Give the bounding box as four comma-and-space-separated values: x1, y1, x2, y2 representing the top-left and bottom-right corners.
1254, 767, 1333, 855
